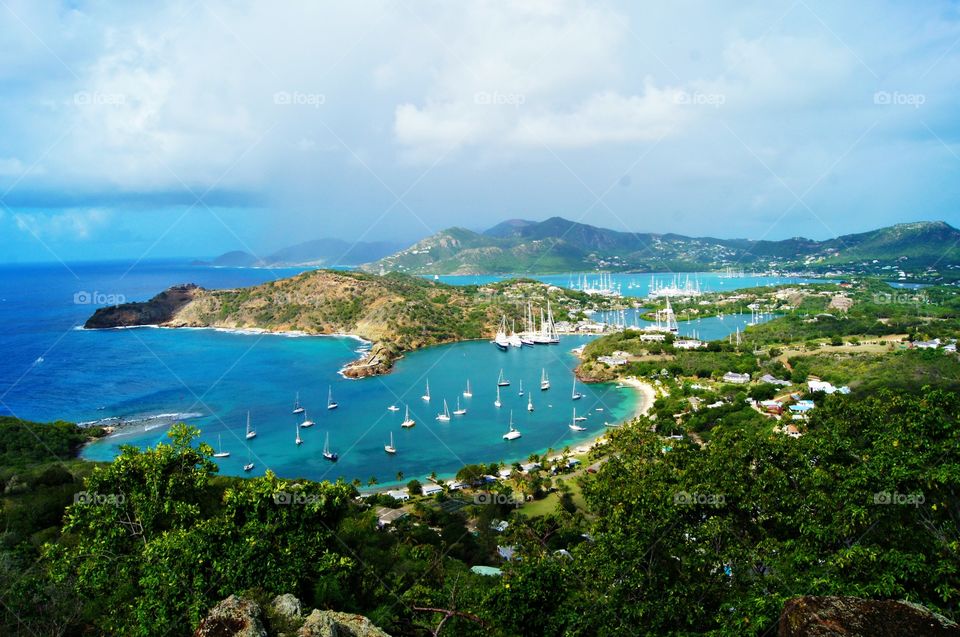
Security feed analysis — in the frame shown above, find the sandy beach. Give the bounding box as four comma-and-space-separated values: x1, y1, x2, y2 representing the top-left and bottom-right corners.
620, 376, 657, 418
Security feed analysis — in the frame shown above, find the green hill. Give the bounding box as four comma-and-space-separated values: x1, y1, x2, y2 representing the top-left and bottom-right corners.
362, 218, 960, 276
85, 270, 607, 377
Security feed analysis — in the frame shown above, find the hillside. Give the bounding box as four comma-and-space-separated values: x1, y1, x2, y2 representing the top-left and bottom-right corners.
362, 217, 960, 277
84, 270, 603, 377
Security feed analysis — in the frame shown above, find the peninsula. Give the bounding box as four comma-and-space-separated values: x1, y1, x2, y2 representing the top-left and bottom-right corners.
84, 269, 611, 377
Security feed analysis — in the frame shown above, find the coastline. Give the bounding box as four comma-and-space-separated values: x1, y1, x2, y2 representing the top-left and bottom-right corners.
621, 376, 657, 418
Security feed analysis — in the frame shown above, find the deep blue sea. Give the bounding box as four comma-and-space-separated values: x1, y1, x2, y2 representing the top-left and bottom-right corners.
0, 261, 806, 485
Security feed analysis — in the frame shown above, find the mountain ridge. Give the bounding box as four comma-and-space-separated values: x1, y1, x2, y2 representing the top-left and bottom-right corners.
362, 218, 960, 276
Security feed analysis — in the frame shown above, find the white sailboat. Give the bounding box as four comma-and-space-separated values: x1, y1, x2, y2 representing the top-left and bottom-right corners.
292, 391, 305, 414
571, 377, 583, 400
323, 432, 338, 461
540, 368, 550, 390
545, 301, 560, 344
494, 385, 502, 408
295, 424, 303, 446
453, 396, 467, 416
503, 411, 521, 440
384, 432, 396, 454
300, 410, 315, 428
243, 448, 254, 472
518, 379, 524, 396
436, 399, 451, 422
463, 379, 473, 398
245, 411, 256, 440
508, 319, 523, 348
387, 404, 400, 412
497, 369, 510, 387
569, 408, 586, 431
327, 385, 338, 410
401, 405, 415, 428
213, 434, 230, 458
527, 393, 534, 412
493, 315, 510, 350
422, 379, 431, 402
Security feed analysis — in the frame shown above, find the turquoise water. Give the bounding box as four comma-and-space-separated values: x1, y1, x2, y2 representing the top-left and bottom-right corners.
0, 260, 805, 485
78, 332, 632, 485
428, 272, 819, 297
592, 308, 776, 340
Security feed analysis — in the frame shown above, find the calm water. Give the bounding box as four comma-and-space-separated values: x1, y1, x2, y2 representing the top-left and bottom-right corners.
429, 272, 820, 297
0, 260, 798, 484
592, 308, 776, 341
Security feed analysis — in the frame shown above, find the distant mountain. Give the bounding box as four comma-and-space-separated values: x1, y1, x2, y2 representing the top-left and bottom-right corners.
208, 250, 259, 267
197, 239, 403, 268
362, 217, 960, 276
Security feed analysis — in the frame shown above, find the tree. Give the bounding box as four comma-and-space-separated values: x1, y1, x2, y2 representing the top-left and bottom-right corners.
407, 479, 423, 495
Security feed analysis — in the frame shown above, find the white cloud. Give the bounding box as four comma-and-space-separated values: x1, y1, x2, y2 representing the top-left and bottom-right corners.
0, 0, 958, 251
510, 87, 685, 148
14, 209, 110, 240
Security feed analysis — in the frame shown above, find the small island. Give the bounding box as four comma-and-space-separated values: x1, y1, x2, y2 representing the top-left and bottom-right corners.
85, 270, 616, 377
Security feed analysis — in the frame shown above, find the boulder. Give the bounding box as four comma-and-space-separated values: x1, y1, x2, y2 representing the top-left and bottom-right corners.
298, 609, 391, 637
270, 594, 302, 623
194, 595, 267, 637
196, 595, 390, 637
779, 596, 959, 637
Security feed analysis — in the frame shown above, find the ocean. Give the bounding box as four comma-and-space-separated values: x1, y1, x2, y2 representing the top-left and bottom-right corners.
0, 261, 806, 485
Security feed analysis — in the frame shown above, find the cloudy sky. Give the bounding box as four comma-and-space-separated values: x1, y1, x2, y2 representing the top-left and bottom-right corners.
2, 0, 959, 262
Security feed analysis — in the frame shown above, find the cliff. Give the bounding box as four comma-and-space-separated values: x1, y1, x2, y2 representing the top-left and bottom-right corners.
83, 284, 202, 329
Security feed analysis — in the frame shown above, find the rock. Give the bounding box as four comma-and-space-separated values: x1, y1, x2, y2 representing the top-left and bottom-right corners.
779, 595, 960, 637
297, 610, 391, 637
196, 595, 390, 637
85, 284, 202, 329
194, 594, 267, 637
270, 594, 302, 623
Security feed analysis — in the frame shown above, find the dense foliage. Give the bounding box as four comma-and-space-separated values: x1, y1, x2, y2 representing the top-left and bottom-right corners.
493, 388, 960, 635
2, 384, 958, 635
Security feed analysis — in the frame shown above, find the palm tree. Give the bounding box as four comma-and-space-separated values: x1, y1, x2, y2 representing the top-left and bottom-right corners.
367, 476, 378, 487
351, 478, 362, 489
396, 470, 404, 482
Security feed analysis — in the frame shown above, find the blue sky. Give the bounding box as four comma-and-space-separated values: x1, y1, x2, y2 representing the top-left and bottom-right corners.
1, 0, 959, 262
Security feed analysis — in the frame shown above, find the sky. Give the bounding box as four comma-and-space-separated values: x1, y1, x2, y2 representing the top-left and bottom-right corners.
1, 0, 959, 263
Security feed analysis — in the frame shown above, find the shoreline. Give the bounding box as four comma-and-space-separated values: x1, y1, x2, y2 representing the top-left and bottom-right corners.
79, 323, 372, 345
